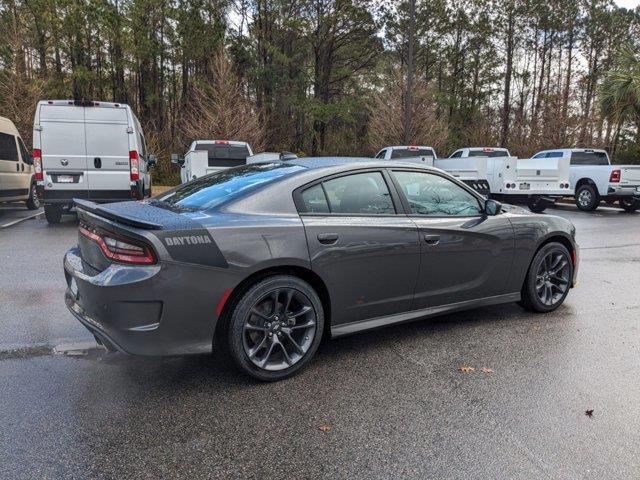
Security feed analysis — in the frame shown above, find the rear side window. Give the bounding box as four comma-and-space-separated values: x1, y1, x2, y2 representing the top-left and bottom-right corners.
0, 133, 18, 161
570, 151, 608, 165
157, 163, 305, 211
196, 144, 250, 168
390, 148, 434, 159
321, 172, 395, 214
392, 170, 482, 216
301, 184, 330, 213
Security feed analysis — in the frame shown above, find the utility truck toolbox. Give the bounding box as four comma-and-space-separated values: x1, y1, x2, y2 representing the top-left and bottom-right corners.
32, 100, 155, 224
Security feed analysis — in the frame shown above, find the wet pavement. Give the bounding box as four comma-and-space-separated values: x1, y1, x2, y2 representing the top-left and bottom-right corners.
0, 205, 639, 478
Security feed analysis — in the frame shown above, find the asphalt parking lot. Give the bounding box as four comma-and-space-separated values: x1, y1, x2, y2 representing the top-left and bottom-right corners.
0, 204, 639, 479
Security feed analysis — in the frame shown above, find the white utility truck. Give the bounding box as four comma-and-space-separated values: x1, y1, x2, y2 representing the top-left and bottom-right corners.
531, 148, 640, 212
33, 100, 156, 224
434, 147, 572, 212
172, 140, 253, 183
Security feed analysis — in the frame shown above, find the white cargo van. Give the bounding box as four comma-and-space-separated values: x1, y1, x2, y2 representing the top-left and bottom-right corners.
0, 116, 39, 209
32, 100, 156, 223
172, 140, 253, 183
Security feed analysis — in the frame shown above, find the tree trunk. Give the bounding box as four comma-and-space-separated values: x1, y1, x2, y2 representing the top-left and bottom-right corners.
404, 0, 416, 144
500, 6, 515, 147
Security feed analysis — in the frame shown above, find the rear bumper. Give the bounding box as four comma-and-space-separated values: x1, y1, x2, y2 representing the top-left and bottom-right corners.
43, 188, 134, 204
607, 185, 640, 198
63, 247, 221, 356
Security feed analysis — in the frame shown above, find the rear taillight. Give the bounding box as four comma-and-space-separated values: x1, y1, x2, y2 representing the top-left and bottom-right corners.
129, 150, 139, 181
609, 169, 621, 183
79, 224, 156, 265
33, 148, 43, 181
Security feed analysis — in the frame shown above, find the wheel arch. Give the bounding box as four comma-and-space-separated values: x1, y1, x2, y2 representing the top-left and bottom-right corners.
214, 265, 333, 343
575, 177, 602, 195
524, 234, 576, 287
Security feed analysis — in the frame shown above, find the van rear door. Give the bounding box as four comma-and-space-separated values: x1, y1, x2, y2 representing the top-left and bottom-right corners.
84, 106, 131, 200
38, 105, 89, 196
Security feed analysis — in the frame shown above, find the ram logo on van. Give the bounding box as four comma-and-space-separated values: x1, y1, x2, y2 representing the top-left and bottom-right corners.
164, 235, 212, 246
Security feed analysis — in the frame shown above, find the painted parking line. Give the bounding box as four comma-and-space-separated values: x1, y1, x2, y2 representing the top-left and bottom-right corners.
0, 210, 43, 229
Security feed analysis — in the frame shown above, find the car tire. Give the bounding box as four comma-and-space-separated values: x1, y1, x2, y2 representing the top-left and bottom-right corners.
575, 184, 599, 211
25, 182, 40, 210
527, 196, 547, 213
519, 242, 574, 313
619, 198, 639, 213
227, 275, 324, 381
44, 205, 62, 224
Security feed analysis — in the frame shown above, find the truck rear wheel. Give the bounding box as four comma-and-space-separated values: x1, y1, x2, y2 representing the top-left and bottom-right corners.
575, 184, 599, 211
620, 198, 640, 213
527, 196, 547, 213
44, 205, 62, 224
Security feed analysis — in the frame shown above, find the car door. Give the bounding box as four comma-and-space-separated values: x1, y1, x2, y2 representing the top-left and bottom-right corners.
84, 106, 130, 198
0, 132, 23, 200
389, 169, 515, 309
296, 169, 421, 326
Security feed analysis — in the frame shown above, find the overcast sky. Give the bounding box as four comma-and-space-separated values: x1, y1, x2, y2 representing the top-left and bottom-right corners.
615, 0, 640, 8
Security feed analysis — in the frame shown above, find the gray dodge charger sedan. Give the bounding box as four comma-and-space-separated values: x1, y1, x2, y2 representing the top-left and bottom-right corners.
64, 158, 579, 381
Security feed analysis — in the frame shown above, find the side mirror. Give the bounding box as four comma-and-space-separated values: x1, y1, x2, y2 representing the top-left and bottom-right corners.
484, 199, 502, 216
280, 151, 298, 161
170, 153, 184, 166
147, 154, 157, 167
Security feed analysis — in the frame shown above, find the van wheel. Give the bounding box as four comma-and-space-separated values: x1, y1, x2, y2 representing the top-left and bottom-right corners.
26, 182, 40, 210
575, 184, 599, 211
620, 198, 639, 213
44, 205, 62, 224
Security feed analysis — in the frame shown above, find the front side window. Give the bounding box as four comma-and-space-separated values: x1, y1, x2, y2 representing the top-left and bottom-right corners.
0, 133, 18, 161
375, 149, 386, 159
17, 137, 32, 165
545, 151, 563, 158
321, 171, 395, 214
449, 151, 462, 158
392, 170, 482, 216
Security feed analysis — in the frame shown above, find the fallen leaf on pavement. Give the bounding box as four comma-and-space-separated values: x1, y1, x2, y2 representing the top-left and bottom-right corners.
480, 367, 493, 374
458, 365, 475, 373
585, 409, 594, 418
318, 424, 331, 433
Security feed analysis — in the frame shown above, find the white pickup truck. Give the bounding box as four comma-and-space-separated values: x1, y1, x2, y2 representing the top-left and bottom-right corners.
531, 148, 640, 212
171, 140, 253, 183
374, 145, 436, 166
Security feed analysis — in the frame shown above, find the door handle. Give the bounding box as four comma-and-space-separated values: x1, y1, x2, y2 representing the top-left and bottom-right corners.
317, 233, 339, 244
423, 234, 440, 245
16, 163, 19, 172
94, 157, 102, 168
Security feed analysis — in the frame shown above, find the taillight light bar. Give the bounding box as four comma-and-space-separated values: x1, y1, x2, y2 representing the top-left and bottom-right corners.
609, 169, 621, 183
129, 150, 140, 181
33, 148, 43, 181
79, 224, 156, 265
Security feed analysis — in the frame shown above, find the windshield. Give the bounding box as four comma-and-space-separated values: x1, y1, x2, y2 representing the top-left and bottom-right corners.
156, 163, 305, 210
468, 149, 509, 158
390, 148, 434, 159
195, 143, 251, 167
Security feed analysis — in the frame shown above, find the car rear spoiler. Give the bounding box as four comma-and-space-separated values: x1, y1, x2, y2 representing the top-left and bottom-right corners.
74, 199, 163, 230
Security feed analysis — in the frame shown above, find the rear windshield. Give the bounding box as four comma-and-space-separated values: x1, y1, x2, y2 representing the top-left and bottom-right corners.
468, 149, 509, 158
570, 151, 609, 165
155, 163, 305, 210
390, 148, 434, 159
195, 143, 251, 167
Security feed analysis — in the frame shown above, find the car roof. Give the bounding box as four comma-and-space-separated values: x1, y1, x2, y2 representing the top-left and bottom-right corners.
286, 156, 440, 172
0, 116, 20, 136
